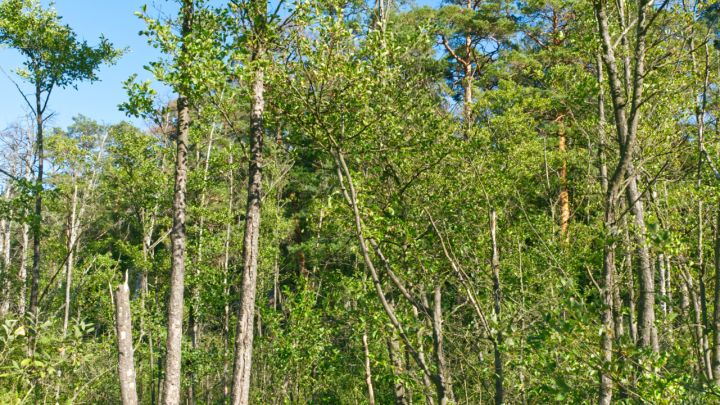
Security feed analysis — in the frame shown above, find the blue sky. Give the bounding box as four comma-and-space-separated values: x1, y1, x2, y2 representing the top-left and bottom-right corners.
0, 0, 439, 130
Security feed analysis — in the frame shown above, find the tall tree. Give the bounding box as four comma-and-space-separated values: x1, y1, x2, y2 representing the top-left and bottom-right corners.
229, 0, 268, 402
594, 0, 669, 400
130, 2, 226, 402
163, 2, 193, 403
0, 0, 119, 318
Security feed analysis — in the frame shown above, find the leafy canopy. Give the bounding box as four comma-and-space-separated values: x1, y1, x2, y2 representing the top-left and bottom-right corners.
0, 0, 121, 106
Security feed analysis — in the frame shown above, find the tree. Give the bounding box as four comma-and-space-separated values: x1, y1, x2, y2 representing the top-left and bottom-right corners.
129, 1, 226, 402
0, 0, 120, 318
228, 0, 269, 402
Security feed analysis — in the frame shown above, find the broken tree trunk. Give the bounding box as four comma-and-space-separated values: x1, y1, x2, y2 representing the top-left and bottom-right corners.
115, 281, 138, 405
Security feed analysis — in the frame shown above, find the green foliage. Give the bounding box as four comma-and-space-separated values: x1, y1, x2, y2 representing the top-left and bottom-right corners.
3, 0, 720, 403
0, 0, 121, 92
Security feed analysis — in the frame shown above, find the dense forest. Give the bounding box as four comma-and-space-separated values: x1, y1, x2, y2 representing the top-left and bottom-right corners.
2, 0, 720, 403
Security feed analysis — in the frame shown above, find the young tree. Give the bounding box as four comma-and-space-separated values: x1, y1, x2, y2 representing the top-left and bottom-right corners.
0, 0, 120, 318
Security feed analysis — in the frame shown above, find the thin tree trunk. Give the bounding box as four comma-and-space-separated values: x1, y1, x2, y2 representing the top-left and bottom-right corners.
0, 183, 12, 318
115, 281, 139, 405
17, 222, 29, 316
712, 207, 720, 384
29, 83, 44, 319
162, 3, 193, 403
594, 0, 655, 399
693, 34, 715, 384
231, 52, 265, 405
489, 210, 503, 405
63, 182, 79, 336
432, 285, 454, 405
666, 255, 673, 314
558, 120, 570, 241
684, 267, 713, 380
463, 63, 473, 134
362, 329, 376, 405
597, 53, 608, 196
599, 204, 616, 405
412, 305, 435, 405
625, 170, 658, 352
333, 149, 444, 399
386, 333, 408, 405
658, 254, 667, 318
223, 152, 234, 400
624, 222, 638, 343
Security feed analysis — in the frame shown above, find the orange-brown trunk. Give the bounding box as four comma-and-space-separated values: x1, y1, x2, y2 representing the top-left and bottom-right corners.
558, 118, 570, 241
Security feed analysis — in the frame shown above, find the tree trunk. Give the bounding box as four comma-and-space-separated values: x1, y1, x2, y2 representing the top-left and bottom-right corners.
362, 329, 376, 405
684, 267, 713, 380
463, 63, 473, 134
409, 304, 435, 405
162, 90, 191, 404
334, 149, 444, 400
594, 0, 654, 399
115, 281, 139, 405
223, 152, 234, 400
599, 204, 616, 405
558, 120, 570, 241
625, 169, 658, 352
658, 254, 667, 318
490, 210, 503, 405
624, 222, 638, 343
386, 333, 408, 405
63, 182, 79, 336
431, 286, 454, 405
231, 54, 265, 405
0, 183, 12, 318
162, 91, 191, 403
713, 208, 720, 384
162, 3, 193, 403
29, 84, 44, 319
17, 222, 29, 316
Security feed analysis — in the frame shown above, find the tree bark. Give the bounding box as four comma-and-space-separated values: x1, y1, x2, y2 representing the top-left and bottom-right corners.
713, 206, 720, 384
599, 203, 616, 405
223, 152, 234, 400
231, 53, 265, 405
658, 253, 667, 318
362, 329, 376, 405
386, 333, 408, 405
594, 0, 656, 399
412, 305, 435, 405
162, 3, 193, 403
490, 210, 504, 405
431, 286, 455, 405
624, 221, 638, 343
29, 83, 44, 319
558, 120, 570, 241
626, 168, 658, 352
17, 222, 29, 316
63, 182, 79, 336
684, 267, 713, 380
0, 183, 12, 318
115, 281, 139, 405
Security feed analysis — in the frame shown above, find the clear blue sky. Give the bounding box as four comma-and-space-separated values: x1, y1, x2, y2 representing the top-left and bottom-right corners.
0, 0, 439, 131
